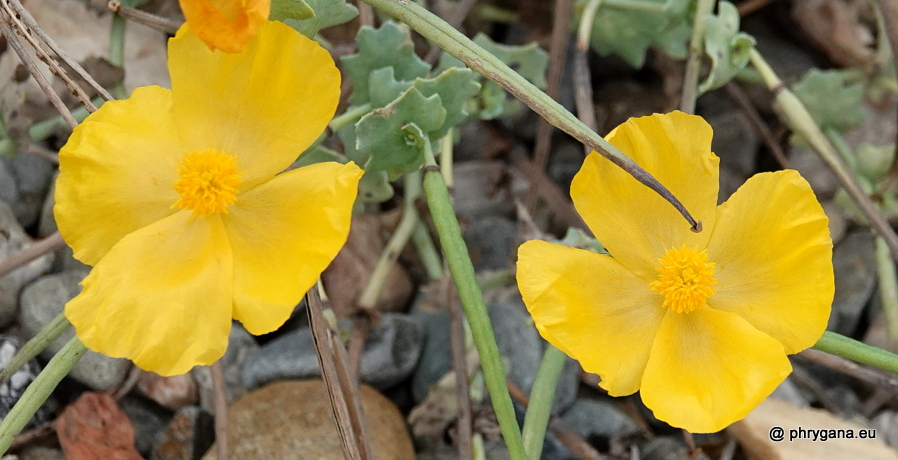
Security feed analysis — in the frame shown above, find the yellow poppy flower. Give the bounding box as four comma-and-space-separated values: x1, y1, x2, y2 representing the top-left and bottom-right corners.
54, 21, 363, 376
178, 0, 270, 53
516, 111, 833, 433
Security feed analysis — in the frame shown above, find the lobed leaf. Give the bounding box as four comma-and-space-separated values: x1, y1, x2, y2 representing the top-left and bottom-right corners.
342, 22, 430, 105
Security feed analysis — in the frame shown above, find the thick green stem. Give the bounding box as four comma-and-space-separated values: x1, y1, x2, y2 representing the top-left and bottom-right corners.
749, 48, 898, 260
0, 336, 87, 454
28, 97, 104, 141
440, 130, 455, 188
823, 127, 857, 171
0, 313, 71, 384
876, 237, 898, 348
109, 13, 127, 99
412, 222, 444, 280
680, 0, 715, 114
361, 0, 701, 232
329, 103, 373, 132
813, 331, 898, 375
576, 0, 603, 48
521, 345, 566, 460
420, 147, 526, 460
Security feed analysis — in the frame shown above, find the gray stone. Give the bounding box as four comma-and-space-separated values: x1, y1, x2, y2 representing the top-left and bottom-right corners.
454, 120, 489, 163
193, 323, 259, 412
118, 395, 172, 457
2, 153, 54, 228
452, 161, 514, 220
35, 173, 88, 273
708, 110, 759, 178
822, 201, 848, 245
0, 336, 54, 429
242, 313, 423, 390
872, 410, 898, 448
789, 146, 840, 199
769, 377, 809, 408
0, 202, 53, 328
410, 295, 452, 403
548, 142, 585, 195
488, 296, 547, 402
640, 436, 710, 460
560, 399, 639, 443
18, 271, 130, 391
151, 406, 215, 460
464, 216, 517, 271
828, 230, 877, 335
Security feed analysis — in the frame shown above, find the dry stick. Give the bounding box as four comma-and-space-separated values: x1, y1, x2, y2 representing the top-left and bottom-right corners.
306, 286, 372, 460
506, 380, 604, 460
679, 0, 715, 114
799, 348, 898, 397
1, 0, 97, 111
508, 146, 589, 232
573, 0, 599, 156
346, 317, 370, 382
446, 275, 472, 460
424, 0, 479, 64
0, 232, 65, 279
107, 0, 181, 34
211, 361, 229, 460
736, 0, 778, 16
526, 0, 573, 213
723, 82, 790, 169
357, 0, 375, 27
23, 143, 60, 164
6, 0, 113, 101
0, 18, 77, 128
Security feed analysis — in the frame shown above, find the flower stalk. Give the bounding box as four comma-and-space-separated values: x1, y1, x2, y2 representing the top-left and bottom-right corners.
420, 143, 527, 460
813, 331, 898, 375
521, 344, 567, 460
360, 0, 702, 232
876, 237, 898, 348
680, 0, 715, 114
0, 336, 87, 455
0, 312, 71, 384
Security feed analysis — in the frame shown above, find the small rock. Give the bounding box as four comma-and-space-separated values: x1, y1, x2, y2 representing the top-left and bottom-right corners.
1, 153, 54, 229
454, 120, 491, 163
708, 110, 760, 178
409, 293, 452, 403
242, 313, 423, 391
57, 393, 143, 460
769, 377, 810, 408
19, 271, 130, 391
137, 372, 198, 411
0, 336, 54, 428
489, 296, 542, 396
548, 142, 585, 195
789, 146, 840, 199
463, 216, 517, 271
118, 395, 172, 457
560, 399, 639, 445
640, 437, 711, 460
872, 411, 898, 449
151, 406, 215, 460
452, 161, 514, 220
193, 323, 258, 412
201, 380, 415, 459
828, 230, 877, 335
0, 202, 53, 328
321, 214, 413, 318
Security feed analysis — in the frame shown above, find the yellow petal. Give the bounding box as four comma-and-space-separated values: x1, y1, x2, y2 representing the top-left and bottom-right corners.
65, 212, 233, 376
222, 161, 362, 335
516, 240, 665, 396
641, 307, 791, 433
55, 86, 182, 266
570, 112, 719, 280
706, 170, 833, 353
168, 20, 340, 189
178, 0, 270, 53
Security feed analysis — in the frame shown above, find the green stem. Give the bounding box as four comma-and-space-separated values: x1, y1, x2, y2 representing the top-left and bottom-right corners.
823, 127, 857, 171
412, 222, 444, 280
602, 0, 668, 12
521, 345, 566, 460
813, 331, 898, 375
440, 129, 454, 188
358, 171, 422, 309
361, 0, 701, 231
109, 13, 127, 99
876, 237, 898, 348
748, 48, 898, 260
28, 97, 104, 141
329, 103, 373, 132
420, 144, 526, 460
0, 336, 87, 454
0, 313, 71, 384
576, 0, 603, 49
680, 0, 715, 114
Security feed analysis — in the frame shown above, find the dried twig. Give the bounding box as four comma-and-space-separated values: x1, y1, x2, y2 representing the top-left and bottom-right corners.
23, 143, 59, 164
724, 82, 790, 169
508, 146, 589, 232
0, 232, 65, 280
527, 0, 574, 213
109, 364, 141, 400
107, 1, 182, 34
357, 0, 374, 27
211, 361, 229, 460
306, 285, 372, 460
347, 316, 369, 382
799, 348, 898, 396
573, 0, 600, 155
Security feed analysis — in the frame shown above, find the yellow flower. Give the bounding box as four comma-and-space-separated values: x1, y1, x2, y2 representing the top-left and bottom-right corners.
516, 112, 833, 433
178, 0, 270, 53
55, 21, 363, 376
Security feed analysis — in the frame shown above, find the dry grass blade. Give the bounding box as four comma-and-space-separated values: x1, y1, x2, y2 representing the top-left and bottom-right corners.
527, 0, 574, 213
305, 286, 373, 460
507, 145, 589, 232
1, 0, 99, 111
724, 82, 790, 169
6, 0, 113, 102
799, 348, 898, 397
211, 361, 229, 460
0, 232, 65, 279
107, 0, 181, 34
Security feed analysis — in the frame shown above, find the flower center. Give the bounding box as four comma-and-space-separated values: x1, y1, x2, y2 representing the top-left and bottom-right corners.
649, 245, 717, 314
172, 149, 242, 217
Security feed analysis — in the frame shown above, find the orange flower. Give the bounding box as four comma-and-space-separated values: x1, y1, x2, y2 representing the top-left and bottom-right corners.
178, 0, 270, 53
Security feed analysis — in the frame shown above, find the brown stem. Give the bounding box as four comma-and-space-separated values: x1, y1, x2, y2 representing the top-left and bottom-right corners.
107, 1, 182, 34
446, 275, 472, 460
724, 82, 790, 169
211, 361, 229, 460
0, 232, 65, 280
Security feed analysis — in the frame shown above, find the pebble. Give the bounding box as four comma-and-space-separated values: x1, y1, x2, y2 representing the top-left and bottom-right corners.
560, 398, 639, 444
18, 271, 130, 391
409, 294, 452, 402
201, 380, 415, 459
769, 377, 810, 408
193, 323, 258, 412
136, 371, 198, 411
118, 395, 172, 457
0, 201, 53, 328
708, 110, 760, 178
1, 153, 54, 229
463, 216, 517, 271
151, 406, 215, 460
242, 313, 423, 391
829, 230, 877, 335
640, 437, 711, 460
0, 336, 54, 428
452, 161, 514, 220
